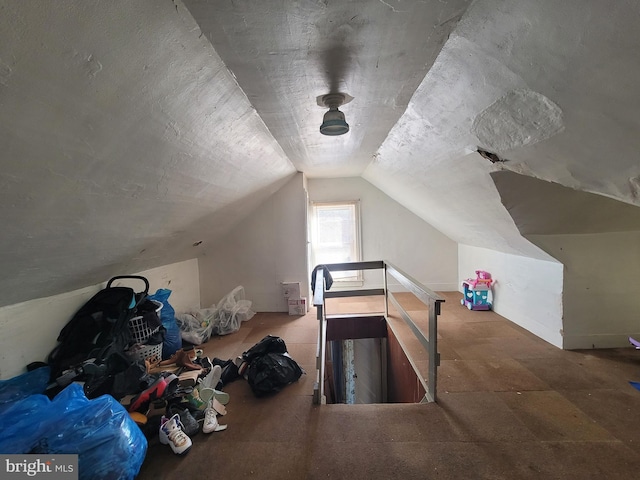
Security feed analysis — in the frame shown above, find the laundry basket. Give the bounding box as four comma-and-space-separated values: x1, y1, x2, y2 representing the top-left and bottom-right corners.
128, 300, 163, 344
126, 342, 163, 362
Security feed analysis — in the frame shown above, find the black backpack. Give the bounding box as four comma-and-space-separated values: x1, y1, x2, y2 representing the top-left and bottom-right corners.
46, 276, 150, 397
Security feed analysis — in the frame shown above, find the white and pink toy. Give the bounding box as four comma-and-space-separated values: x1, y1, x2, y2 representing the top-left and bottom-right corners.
461, 270, 494, 310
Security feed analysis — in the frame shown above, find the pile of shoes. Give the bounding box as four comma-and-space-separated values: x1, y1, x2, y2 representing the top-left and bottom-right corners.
123, 347, 231, 456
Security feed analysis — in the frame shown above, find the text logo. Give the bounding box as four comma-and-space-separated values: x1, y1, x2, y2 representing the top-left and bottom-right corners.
1, 455, 77, 479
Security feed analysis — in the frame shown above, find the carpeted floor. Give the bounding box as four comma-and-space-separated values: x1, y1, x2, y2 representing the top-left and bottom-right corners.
136, 291, 640, 480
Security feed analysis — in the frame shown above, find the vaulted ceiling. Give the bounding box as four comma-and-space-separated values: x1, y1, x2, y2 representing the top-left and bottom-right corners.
1, 0, 639, 306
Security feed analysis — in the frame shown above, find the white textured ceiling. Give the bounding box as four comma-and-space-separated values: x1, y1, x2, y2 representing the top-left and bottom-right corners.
1, 0, 639, 306
182, 0, 471, 177
184, 0, 640, 259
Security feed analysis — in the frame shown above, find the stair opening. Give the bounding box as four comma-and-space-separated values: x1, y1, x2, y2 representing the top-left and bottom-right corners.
322, 313, 426, 404
311, 261, 443, 405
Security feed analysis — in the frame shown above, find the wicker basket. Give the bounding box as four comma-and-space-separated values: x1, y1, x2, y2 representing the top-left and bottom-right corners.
127, 342, 163, 362
128, 299, 163, 344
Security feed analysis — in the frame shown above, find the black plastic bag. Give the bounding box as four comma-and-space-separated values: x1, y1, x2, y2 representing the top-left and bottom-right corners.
246, 352, 304, 397
242, 335, 287, 363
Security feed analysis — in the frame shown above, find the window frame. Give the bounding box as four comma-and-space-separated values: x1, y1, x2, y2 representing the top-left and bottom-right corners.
310, 200, 363, 286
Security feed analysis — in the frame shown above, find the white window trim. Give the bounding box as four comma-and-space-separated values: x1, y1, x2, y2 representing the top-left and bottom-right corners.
310, 200, 364, 287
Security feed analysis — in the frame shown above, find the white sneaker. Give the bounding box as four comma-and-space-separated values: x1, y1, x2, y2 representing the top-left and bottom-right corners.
202, 400, 228, 434
199, 364, 222, 390
160, 414, 192, 455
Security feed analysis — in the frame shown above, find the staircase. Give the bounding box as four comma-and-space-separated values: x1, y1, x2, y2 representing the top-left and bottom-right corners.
311, 261, 444, 405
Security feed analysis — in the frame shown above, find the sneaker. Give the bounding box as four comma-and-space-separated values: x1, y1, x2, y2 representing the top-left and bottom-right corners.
202, 400, 228, 434
234, 355, 249, 376
198, 387, 215, 404
167, 399, 206, 423
198, 364, 222, 390
159, 414, 192, 455
233, 356, 244, 368
197, 356, 213, 371
220, 360, 241, 385
168, 405, 200, 437
187, 388, 206, 410
128, 376, 171, 413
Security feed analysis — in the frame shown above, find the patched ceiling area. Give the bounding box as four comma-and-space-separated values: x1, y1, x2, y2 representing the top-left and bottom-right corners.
1, 0, 639, 306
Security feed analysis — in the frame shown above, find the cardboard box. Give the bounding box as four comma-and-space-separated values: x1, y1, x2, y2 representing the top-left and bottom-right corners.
282, 282, 301, 299
288, 297, 307, 315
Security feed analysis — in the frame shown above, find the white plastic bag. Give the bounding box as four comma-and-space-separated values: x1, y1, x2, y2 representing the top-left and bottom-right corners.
212, 286, 255, 335
176, 286, 255, 342
175, 307, 216, 345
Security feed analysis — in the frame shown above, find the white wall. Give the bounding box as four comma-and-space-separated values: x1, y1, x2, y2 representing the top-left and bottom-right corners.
129, 259, 201, 313
0, 259, 200, 380
529, 232, 640, 349
458, 244, 564, 348
198, 173, 308, 312
307, 177, 458, 292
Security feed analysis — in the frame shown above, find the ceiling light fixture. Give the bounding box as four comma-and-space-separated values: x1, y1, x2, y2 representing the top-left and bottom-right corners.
318, 93, 351, 136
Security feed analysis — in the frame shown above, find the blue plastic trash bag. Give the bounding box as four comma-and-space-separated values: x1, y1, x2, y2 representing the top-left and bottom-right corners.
149, 288, 182, 359
0, 383, 147, 480
0, 366, 50, 412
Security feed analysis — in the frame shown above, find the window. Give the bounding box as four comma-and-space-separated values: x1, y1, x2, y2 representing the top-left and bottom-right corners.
311, 201, 362, 282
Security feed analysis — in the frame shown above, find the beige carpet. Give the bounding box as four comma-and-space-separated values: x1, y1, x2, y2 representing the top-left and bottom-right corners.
137, 291, 640, 480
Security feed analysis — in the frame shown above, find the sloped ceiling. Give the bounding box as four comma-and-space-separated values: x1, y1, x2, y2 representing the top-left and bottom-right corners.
184, 0, 640, 259
492, 171, 640, 236
181, 0, 471, 177
0, 1, 296, 306
1, 0, 640, 306
363, 0, 640, 257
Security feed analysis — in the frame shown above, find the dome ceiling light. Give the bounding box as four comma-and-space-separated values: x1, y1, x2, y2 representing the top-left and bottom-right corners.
318, 93, 353, 136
